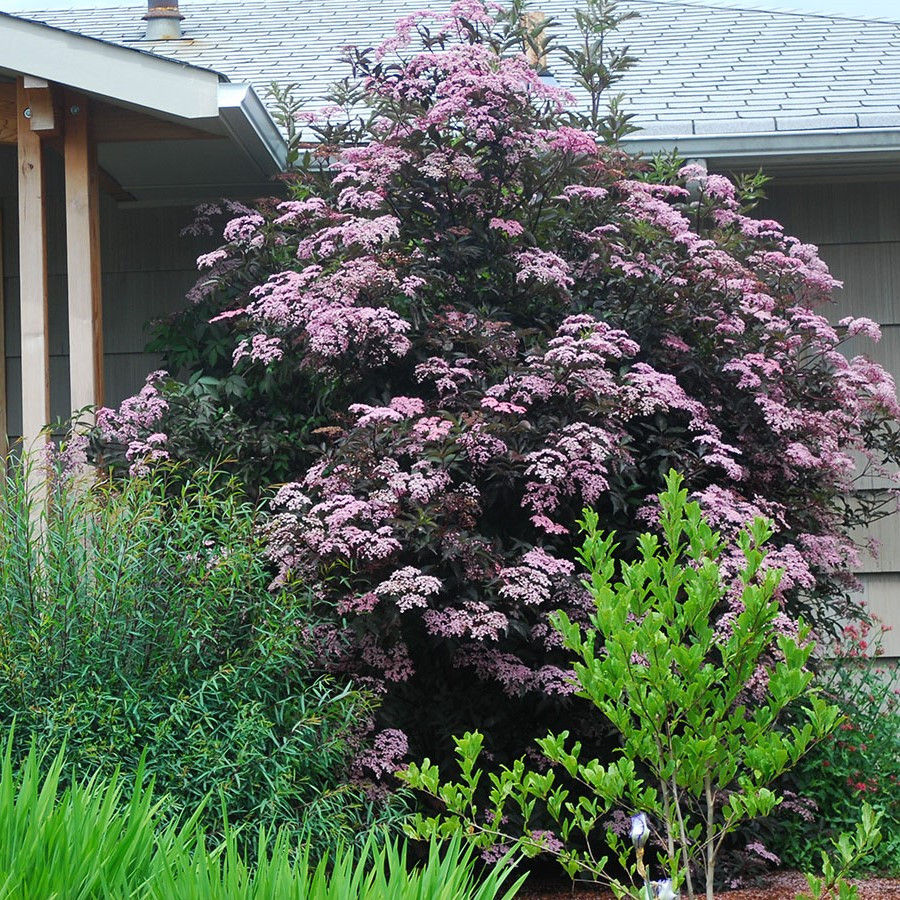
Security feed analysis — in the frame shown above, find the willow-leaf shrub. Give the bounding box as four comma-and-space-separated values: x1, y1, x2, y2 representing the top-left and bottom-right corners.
0, 449, 386, 853
0, 733, 524, 900
96, 0, 900, 771
401, 473, 843, 900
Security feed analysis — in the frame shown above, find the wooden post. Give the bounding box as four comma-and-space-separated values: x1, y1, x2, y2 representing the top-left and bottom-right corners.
64, 90, 104, 422
16, 77, 50, 453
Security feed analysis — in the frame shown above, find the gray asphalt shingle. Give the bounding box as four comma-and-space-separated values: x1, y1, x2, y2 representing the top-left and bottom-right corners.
6, 0, 900, 137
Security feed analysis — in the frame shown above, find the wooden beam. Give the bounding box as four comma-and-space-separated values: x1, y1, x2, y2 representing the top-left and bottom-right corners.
16, 77, 50, 452
0, 85, 221, 146
23, 76, 60, 136
98, 166, 136, 203
64, 90, 104, 421
92, 102, 220, 143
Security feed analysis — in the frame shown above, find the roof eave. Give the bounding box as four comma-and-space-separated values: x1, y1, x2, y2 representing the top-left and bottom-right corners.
622, 126, 900, 167
0, 12, 289, 194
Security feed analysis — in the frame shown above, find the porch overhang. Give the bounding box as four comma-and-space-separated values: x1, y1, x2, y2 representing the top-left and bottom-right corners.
0, 12, 288, 200
0, 12, 288, 460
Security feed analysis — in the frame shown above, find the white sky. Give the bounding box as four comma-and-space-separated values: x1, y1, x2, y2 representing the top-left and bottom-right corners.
686, 0, 900, 18
0, 0, 898, 21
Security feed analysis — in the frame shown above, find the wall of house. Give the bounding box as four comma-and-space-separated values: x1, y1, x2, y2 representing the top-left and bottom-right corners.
759, 180, 900, 660
0, 145, 215, 433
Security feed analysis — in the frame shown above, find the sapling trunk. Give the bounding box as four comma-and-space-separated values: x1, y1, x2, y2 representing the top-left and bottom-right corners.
659, 774, 676, 864
705, 774, 715, 900
671, 773, 695, 900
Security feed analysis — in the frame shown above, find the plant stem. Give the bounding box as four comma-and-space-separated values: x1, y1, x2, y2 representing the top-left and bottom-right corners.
705, 773, 715, 900
671, 773, 695, 900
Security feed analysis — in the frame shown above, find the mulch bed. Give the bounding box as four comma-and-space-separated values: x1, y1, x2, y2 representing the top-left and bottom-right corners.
516, 870, 900, 898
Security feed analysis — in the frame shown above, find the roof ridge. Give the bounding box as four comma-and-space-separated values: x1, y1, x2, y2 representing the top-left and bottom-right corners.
3, 4, 140, 11
629, 0, 900, 26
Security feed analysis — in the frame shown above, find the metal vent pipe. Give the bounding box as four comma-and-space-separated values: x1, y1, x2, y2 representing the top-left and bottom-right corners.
144, 0, 184, 40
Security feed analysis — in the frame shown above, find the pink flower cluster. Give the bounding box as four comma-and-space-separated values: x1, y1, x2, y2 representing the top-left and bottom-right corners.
373, 566, 442, 612
454, 646, 577, 697
96, 371, 171, 476
514, 248, 573, 291
352, 728, 409, 780
233, 334, 284, 366
499, 548, 575, 607
350, 396, 425, 427
223, 213, 265, 247
42, 432, 90, 483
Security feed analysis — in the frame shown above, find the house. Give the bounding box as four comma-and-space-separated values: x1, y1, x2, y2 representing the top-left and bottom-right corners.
1, 0, 898, 657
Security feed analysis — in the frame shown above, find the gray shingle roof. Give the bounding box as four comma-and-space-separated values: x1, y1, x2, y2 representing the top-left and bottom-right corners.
8, 0, 900, 138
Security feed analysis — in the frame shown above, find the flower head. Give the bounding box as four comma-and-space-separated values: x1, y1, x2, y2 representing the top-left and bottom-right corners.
654, 879, 679, 900
630, 812, 650, 850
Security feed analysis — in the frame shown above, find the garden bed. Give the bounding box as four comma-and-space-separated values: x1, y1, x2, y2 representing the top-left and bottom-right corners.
517, 870, 900, 898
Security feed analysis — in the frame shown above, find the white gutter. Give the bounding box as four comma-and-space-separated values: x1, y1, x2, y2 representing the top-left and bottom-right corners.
218, 83, 287, 176
622, 127, 900, 163
0, 13, 220, 119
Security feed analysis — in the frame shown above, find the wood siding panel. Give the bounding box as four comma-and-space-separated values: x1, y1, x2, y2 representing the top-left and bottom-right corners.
818, 243, 900, 326
761, 182, 900, 246
852, 574, 900, 658
4, 355, 71, 437
762, 181, 900, 656
99, 198, 216, 273
4, 276, 75, 357
103, 352, 167, 407
855, 512, 900, 574
0, 195, 14, 275
6, 270, 200, 357
840, 323, 900, 370
101, 269, 202, 353
840, 324, 900, 491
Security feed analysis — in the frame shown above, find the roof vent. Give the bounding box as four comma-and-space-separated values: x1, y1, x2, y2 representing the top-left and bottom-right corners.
143, 1, 184, 40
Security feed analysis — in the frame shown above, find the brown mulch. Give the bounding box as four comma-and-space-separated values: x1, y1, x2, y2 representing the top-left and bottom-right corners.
515, 870, 900, 898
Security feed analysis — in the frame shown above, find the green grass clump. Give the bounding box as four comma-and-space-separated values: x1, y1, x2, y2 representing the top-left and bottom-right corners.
0, 734, 525, 899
